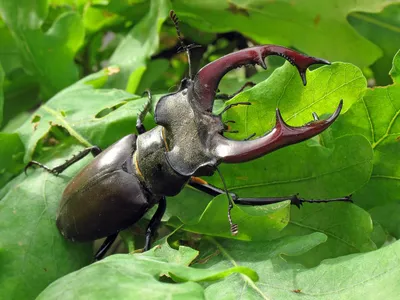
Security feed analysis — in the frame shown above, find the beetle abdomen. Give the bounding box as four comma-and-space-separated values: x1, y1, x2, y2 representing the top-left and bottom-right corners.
56, 134, 157, 242
57, 170, 150, 241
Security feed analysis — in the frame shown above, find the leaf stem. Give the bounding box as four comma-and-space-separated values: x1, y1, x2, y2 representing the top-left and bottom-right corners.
206, 236, 270, 300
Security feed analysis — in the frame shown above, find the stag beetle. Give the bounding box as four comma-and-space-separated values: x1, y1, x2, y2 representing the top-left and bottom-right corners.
26, 11, 351, 260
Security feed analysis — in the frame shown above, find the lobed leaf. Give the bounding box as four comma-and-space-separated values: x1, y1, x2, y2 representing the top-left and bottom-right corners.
349, 3, 400, 85
16, 69, 144, 162
107, 0, 171, 92
171, 0, 399, 68
331, 50, 400, 237
0, 0, 85, 98
195, 237, 400, 300
166, 62, 374, 264
37, 241, 258, 300
0, 61, 3, 125
0, 133, 24, 188
0, 143, 93, 300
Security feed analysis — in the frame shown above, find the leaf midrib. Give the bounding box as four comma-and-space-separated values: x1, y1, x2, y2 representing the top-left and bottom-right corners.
229, 159, 370, 191
208, 237, 270, 300
42, 105, 92, 147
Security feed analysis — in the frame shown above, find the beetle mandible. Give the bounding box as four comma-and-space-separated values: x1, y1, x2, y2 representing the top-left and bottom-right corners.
26, 11, 351, 260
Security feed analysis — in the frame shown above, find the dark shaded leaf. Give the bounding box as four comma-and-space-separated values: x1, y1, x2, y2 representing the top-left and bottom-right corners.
107, 0, 170, 92
349, 3, 400, 85
331, 50, 400, 236
171, 0, 394, 68
0, 0, 84, 98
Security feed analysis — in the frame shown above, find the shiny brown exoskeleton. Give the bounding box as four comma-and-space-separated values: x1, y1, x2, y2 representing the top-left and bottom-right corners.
26, 12, 351, 260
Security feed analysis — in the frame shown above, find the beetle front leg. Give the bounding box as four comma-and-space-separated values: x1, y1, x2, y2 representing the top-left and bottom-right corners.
94, 196, 167, 260
215, 81, 255, 100
136, 90, 152, 135
25, 146, 102, 175
189, 177, 352, 208
144, 196, 167, 251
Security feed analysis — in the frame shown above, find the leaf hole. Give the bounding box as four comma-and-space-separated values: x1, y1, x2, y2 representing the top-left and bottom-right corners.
39, 125, 71, 148
95, 102, 127, 118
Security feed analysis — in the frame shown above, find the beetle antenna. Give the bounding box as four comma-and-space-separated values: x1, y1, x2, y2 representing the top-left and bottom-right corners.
169, 10, 200, 80
216, 167, 239, 235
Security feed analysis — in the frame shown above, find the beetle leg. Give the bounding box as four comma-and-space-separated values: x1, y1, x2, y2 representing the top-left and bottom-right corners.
188, 178, 352, 209
144, 196, 167, 251
24, 146, 102, 175
234, 194, 353, 209
215, 81, 256, 100
243, 133, 256, 141
218, 102, 251, 116
136, 90, 152, 135
94, 233, 119, 261
223, 130, 239, 134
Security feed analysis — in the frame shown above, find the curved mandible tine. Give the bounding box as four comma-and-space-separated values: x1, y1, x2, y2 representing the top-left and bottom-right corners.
193, 45, 330, 112
212, 100, 343, 163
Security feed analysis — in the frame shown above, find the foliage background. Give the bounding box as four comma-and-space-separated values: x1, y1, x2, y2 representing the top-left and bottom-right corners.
0, 0, 400, 299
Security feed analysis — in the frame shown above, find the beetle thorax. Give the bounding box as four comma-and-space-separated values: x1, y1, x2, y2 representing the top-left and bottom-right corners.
155, 83, 225, 177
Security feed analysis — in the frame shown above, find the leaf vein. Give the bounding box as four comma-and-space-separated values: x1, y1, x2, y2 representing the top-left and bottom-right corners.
229, 159, 370, 191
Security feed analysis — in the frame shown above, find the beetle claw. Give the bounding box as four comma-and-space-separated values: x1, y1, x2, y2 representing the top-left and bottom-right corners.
24, 160, 61, 176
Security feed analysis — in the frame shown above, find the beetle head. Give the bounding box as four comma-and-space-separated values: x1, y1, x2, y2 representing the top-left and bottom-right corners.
155, 45, 342, 177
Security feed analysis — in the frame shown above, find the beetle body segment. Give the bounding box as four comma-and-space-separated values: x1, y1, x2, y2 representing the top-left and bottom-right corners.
57, 135, 160, 242
135, 126, 190, 196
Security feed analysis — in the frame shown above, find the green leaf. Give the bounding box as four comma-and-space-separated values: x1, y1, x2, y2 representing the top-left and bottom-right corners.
0, 142, 92, 300
195, 237, 400, 300
82, 4, 124, 33
107, 0, 170, 92
16, 69, 143, 162
331, 50, 400, 213
278, 202, 375, 267
0, 23, 21, 74
1, 71, 40, 128
169, 195, 291, 241
0, 62, 3, 125
136, 59, 170, 94
349, 3, 400, 85
0, 0, 85, 98
171, 0, 397, 68
166, 62, 373, 264
37, 242, 258, 300
0, 133, 24, 188
211, 63, 374, 264
369, 204, 400, 239
216, 62, 366, 144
